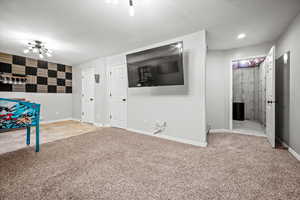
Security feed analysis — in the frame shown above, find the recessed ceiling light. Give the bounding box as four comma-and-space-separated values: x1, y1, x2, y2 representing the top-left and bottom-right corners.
237, 33, 246, 39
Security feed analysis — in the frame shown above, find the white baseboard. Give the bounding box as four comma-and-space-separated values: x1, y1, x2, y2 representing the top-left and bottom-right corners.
41, 118, 108, 129
71, 118, 82, 122
93, 122, 104, 127
277, 138, 300, 162
209, 129, 231, 133
40, 118, 74, 124
126, 128, 207, 147
210, 129, 267, 138
103, 124, 112, 127
280, 140, 289, 149
288, 147, 300, 161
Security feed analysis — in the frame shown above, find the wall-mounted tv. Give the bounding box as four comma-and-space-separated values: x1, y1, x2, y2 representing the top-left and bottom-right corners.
126, 42, 184, 88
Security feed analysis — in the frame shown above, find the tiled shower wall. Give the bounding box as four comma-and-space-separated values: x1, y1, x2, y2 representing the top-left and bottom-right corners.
0, 52, 72, 93
233, 64, 266, 126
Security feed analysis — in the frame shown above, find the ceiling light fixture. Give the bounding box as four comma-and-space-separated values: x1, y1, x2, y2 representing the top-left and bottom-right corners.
237, 33, 246, 40
23, 40, 52, 58
129, 0, 135, 16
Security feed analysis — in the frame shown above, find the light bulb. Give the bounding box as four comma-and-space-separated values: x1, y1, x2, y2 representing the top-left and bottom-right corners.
284, 53, 288, 64
176, 43, 182, 49
237, 33, 246, 40
129, 6, 135, 16
24, 49, 29, 54
39, 54, 44, 59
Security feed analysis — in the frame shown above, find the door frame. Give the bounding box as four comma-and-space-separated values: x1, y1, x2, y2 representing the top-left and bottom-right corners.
106, 64, 128, 128
229, 54, 267, 131
81, 67, 95, 124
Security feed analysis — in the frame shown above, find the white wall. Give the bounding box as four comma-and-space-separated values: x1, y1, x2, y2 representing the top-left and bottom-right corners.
0, 92, 72, 122
206, 42, 273, 129
276, 12, 300, 155
206, 51, 228, 129
73, 31, 208, 146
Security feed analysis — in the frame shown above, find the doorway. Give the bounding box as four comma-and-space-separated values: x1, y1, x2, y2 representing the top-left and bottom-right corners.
230, 46, 276, 147
107, 64, 128, 129
231, 56, 266, 136
275, 52, 290, 147
81, 67, 95, 124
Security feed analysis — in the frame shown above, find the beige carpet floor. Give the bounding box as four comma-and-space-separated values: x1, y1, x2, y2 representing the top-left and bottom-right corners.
0, 129, 299, 200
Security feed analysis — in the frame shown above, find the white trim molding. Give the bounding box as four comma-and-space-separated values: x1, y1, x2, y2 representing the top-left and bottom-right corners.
279, 140, 289, 149
209, 129, 267, 137
126, 128, 207, 147
93, 122, 104, 127
288, 147, 300, 161
40, 118, 74, 124
103, 124, 112, 128
277, 138, 300, 162
93, 123, 113, 128
71, 118, 82, 122
40, 118, 86, 125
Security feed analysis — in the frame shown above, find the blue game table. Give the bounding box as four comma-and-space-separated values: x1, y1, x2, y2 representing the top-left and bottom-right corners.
0, 98, 41, 152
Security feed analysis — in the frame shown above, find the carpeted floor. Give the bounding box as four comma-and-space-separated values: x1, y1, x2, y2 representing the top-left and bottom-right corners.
0, 129, 299, 200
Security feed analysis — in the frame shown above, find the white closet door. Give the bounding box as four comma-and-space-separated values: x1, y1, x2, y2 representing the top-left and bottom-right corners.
81, 67, 95, 123
108, 65, 127, 128
265, 46, 276, 148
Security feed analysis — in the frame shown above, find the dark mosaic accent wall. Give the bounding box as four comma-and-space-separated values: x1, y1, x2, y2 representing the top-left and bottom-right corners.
0, 52, 72, 93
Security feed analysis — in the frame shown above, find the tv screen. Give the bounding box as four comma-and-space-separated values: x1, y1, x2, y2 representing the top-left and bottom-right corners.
126, 42, 184, 88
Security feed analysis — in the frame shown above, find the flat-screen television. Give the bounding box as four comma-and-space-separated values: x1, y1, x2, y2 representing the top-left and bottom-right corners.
126, 42, 184, 88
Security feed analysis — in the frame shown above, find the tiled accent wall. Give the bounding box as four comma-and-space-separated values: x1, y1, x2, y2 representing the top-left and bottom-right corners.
0, 52, 72, 93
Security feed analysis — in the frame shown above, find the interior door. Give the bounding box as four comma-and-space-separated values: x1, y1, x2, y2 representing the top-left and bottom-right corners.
108, 65, 127, 128
265, 46, 276, 148
81, 67, 95, 123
